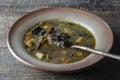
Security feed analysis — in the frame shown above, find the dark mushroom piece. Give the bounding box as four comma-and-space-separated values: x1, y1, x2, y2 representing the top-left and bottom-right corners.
59, 33, 70, 41
60, 41, 73, 48
32, 26, 42, 35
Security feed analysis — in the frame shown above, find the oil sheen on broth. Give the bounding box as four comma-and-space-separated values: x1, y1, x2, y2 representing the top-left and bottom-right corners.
24, 20, 96, 64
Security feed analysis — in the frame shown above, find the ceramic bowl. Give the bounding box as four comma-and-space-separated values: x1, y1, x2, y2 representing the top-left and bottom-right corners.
7, 7, 113, 73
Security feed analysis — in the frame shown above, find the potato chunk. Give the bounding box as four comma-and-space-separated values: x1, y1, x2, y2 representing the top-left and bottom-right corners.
43, 23, 51, 30
75, 37, 84, 43
77, 52, 83, 57
35, 52, 45, 60
61, 50, 67, 54
64, 28, 72, 34
61, 58, 70, 64
25, 39, 34, 47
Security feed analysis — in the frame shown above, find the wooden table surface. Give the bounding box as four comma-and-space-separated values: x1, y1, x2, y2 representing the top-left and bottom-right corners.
0, 0, 120, 80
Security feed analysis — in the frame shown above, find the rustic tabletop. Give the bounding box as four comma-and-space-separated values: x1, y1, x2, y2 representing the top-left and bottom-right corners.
0, 0, 120, 80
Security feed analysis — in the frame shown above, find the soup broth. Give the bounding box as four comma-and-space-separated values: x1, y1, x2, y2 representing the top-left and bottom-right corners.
24, 20, 96, 64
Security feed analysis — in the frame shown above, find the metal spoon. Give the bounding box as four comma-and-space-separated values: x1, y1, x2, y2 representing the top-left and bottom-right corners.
71, 45, 120, 61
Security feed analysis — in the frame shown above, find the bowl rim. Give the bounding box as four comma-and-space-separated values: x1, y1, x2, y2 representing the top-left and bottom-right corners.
7, 7, 114, 73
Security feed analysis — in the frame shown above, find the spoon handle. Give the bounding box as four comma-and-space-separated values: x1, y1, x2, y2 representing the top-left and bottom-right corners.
71, 45, 120, 61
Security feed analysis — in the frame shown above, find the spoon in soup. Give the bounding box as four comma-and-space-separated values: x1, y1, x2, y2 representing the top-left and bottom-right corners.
71, 45, 120, 61
33, 26, 120, 60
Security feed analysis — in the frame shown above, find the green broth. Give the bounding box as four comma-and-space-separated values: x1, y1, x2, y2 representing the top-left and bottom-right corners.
24, 20, 96, 64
